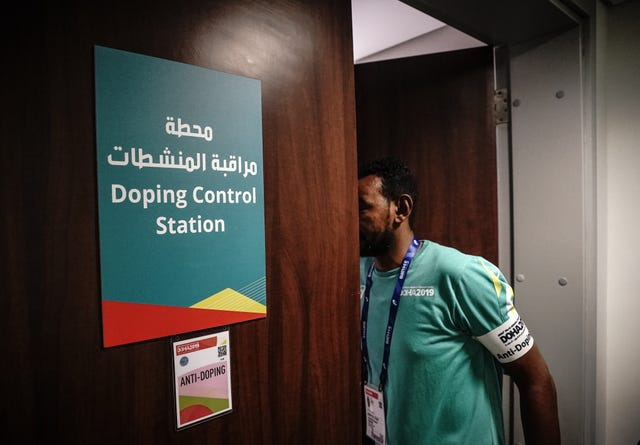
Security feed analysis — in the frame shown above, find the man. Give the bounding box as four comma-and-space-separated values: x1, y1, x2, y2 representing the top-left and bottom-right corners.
358, 157, 560, 445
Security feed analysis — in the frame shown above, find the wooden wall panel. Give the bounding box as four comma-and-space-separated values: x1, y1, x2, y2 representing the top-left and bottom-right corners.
1, 1, 361, 443
355, 47, 498, 263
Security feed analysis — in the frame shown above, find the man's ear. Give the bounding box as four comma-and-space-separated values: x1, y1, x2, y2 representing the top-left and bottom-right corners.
394, 194, 413, 223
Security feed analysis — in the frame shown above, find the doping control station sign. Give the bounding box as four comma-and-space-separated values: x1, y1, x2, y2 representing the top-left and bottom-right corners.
95, 46, 266, 347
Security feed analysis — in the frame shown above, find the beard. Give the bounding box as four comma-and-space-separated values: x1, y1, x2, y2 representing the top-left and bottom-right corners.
359, 227, 394, 257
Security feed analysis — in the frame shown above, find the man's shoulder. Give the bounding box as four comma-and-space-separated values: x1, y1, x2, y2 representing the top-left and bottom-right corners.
420, 240, 504, 285
420, 240, 476, 266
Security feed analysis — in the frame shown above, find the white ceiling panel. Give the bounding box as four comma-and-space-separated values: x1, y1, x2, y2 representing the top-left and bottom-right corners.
351, 0, 485, 64
351, 0, 447, 61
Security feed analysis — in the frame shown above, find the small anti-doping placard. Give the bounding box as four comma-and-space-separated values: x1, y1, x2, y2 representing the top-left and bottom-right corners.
172, 330, 232, 429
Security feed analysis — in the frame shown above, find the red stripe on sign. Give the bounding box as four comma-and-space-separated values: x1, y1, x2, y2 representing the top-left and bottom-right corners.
102, 300, 265, 347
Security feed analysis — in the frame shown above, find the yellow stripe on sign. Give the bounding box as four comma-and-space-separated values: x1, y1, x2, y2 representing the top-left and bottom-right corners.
191, 288, 266, 314
481, 260, 502, 299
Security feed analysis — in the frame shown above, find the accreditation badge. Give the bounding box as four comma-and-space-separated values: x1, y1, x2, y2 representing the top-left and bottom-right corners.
364, 385, 386, 444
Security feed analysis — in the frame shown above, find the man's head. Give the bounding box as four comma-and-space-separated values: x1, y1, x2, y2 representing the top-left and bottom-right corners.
358, 157, 418, 257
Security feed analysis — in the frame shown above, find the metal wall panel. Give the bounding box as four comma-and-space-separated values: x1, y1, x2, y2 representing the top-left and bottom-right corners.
510, 26, 586, 445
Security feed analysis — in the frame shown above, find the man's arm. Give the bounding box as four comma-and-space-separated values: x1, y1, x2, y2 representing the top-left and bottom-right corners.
502, 343, 561, 445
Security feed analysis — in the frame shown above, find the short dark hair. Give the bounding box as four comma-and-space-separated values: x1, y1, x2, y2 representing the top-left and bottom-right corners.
358, 157, 418, 221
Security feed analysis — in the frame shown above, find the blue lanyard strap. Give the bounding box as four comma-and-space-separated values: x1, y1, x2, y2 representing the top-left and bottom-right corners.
361, 237, 420, 391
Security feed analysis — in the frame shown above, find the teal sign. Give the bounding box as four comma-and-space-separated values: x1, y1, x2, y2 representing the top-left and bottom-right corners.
95, 46, 266, 347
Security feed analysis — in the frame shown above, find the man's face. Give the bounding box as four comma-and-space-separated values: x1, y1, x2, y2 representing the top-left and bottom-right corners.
358, 175, 394, 257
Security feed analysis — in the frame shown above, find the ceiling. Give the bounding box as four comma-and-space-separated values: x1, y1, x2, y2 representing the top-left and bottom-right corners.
351, 0, 485, 64
351, 0, 636, 65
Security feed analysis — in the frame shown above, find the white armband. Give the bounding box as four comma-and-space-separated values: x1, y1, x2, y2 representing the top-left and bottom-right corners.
475, 313, 534, 363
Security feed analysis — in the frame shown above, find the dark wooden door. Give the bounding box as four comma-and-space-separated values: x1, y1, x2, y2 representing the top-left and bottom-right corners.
355, 46, 498, 263
1, 1, 361, 444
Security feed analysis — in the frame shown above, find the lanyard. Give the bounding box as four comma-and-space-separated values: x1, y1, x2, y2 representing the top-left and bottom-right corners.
361, 237, 420, 391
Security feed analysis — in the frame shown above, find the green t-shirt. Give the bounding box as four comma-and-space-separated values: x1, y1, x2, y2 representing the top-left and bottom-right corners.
360, 240, 532, 445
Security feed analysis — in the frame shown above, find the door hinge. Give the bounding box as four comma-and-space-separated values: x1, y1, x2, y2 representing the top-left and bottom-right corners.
494, 88, 509, 124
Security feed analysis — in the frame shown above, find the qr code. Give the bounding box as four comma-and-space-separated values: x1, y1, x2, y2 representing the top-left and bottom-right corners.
218, 345, 227, 357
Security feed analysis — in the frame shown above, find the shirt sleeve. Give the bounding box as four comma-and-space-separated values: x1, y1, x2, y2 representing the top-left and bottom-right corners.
453, 256, 534, 363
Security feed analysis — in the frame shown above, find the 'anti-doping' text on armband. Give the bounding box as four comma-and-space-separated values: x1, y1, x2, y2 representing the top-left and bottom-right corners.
475, 313, 534, 363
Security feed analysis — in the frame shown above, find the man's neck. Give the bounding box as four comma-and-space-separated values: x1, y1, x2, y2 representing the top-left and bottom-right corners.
374, 231, 416, 272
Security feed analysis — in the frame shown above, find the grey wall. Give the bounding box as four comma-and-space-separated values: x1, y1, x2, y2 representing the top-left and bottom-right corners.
510, 26, 589, 445
598, 1, 640, 443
